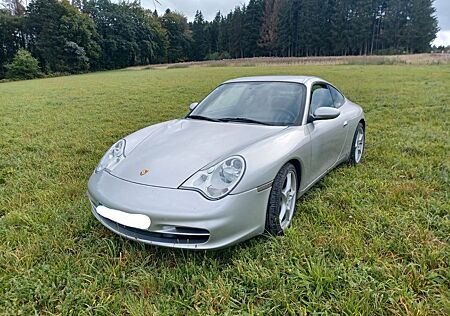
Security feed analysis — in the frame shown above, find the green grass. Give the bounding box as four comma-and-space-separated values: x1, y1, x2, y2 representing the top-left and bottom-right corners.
0, 65, 449, 315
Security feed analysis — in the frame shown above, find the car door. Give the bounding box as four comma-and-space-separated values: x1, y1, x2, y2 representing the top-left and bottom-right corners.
328, 84, 354, 161
306, 83, 349, 182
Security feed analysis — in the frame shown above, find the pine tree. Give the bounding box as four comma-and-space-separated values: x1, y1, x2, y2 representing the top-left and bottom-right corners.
258, 0, 284, 56
403, 0, 438, 53
230, 6, 245, 58
383, 0, 409, 53
160, 10, 191, 63
243, 0, 264, 57
207, 12, 221, 55
220, 12, 232, 56
191, 10, 207, 60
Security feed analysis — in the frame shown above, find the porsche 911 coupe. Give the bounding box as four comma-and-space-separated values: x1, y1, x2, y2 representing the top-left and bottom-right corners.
88, 76, 365, 249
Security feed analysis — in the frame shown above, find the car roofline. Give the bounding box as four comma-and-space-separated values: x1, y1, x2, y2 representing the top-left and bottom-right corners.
224, 75, 326, 85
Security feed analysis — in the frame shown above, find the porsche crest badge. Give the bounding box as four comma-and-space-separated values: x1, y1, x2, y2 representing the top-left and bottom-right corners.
140, 168, 150, 176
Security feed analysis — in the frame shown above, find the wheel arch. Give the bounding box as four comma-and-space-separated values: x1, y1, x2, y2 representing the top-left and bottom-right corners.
286, 158, 302, 192
359, 118, 366, 130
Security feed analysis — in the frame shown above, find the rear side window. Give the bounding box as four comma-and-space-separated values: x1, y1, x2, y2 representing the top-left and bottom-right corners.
329, 85, 345, 108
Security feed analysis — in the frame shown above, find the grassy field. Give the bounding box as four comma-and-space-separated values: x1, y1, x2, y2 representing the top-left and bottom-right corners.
0, 64, 449, 315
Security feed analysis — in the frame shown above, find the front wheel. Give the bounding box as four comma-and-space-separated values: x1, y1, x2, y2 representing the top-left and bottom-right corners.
265, 163, 298, 236
348, 122, 365, 164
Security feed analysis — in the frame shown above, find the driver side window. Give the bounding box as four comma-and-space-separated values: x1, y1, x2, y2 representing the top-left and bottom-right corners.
310, 84, 333, 115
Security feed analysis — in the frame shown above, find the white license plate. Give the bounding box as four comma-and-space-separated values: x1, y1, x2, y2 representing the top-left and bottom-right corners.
96, 205, 151, 230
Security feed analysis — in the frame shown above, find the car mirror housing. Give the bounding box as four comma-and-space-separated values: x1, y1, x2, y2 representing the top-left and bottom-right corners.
313, 107, 340, 120
189, 102, 199, 111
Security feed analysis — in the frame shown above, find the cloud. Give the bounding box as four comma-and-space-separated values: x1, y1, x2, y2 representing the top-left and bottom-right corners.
433, 30, 450, 47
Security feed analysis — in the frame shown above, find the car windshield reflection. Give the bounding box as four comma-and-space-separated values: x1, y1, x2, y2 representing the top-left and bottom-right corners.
188, 82, 306, 126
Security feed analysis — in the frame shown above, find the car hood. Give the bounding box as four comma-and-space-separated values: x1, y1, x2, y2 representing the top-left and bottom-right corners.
110, 119, 287, 188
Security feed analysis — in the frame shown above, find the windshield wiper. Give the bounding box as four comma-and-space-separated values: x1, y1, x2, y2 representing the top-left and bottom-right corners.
186, 115, 221, 122
218, 117, 270, 125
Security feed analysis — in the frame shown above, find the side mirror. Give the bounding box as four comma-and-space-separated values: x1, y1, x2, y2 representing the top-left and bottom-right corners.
189, 102, 199, 111
313, 107, 340, 120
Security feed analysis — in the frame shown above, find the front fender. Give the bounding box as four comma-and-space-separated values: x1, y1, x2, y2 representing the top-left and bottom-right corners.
232, 126, 311, 194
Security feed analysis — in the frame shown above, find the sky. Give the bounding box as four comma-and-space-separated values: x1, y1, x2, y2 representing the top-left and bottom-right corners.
143, 0, 450, 46
433, 0, 450, 46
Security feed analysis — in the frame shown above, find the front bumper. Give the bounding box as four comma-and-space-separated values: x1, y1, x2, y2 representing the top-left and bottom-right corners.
87, 171, 271, 249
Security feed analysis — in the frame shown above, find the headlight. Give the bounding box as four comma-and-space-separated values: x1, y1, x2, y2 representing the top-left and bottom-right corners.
95, 139, 126, 173
180, 156, 245, 199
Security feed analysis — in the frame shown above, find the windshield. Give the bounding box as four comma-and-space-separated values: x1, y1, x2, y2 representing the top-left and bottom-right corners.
189, 82, 306, 126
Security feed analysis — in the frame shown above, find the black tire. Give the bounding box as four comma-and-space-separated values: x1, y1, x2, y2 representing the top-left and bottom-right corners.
265, 163, 298, 236
348, 122, 365, 165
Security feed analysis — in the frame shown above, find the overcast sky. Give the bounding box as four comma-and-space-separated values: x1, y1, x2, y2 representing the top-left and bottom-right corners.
143, 0, 450, 46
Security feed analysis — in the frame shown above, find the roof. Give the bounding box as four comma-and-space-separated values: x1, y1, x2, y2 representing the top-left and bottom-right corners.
224, 75, 324, 85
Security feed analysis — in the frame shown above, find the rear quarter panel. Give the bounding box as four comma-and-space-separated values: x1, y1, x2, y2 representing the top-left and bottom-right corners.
340, 100, 365, 160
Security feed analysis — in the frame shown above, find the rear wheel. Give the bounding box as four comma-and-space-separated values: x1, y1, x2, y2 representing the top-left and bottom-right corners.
265, 163, 298, 235
348, 122, 365, 164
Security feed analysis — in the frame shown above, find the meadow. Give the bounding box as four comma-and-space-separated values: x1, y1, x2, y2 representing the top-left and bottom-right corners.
0, 64, 449, 315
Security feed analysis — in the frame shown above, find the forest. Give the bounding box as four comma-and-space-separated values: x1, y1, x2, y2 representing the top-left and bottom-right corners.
0, 0, 439, 79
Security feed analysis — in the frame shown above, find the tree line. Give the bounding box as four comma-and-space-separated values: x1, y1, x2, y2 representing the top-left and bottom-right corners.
0, 0, 438, 79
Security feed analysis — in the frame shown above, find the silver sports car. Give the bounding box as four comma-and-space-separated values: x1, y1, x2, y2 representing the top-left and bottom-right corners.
88, 76, 365, 249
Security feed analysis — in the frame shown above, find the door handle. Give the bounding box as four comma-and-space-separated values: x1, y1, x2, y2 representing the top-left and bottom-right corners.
343, 121, 348, 127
